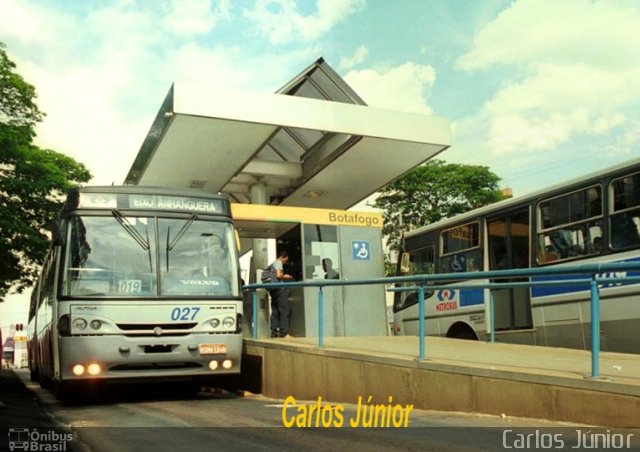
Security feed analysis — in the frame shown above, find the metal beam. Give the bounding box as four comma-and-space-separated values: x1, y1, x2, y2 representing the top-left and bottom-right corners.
242, 160, 303, 178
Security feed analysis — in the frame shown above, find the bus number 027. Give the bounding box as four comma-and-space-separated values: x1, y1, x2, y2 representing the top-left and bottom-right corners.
170, 307, 201, 321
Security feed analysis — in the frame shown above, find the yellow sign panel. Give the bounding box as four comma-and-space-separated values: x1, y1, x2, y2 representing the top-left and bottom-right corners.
231, 203, 383, 229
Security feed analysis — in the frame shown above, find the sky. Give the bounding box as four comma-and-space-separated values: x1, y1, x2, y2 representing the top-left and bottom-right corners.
2, 0, 640, 334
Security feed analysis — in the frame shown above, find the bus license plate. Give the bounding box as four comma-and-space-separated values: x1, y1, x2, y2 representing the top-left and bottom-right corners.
198, 343, 226, 355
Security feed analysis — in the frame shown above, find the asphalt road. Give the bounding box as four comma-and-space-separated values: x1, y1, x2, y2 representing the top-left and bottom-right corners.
3, 369, 639, 452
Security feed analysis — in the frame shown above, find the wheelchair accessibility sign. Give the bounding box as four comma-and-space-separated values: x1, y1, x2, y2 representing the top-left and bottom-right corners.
352, 241, 371, 260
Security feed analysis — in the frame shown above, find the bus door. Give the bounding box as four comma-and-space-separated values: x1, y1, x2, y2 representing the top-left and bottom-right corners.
487, 208, 533, 331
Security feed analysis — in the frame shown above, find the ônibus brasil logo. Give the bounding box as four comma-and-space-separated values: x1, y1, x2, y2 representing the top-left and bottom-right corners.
8, 428, 73, 451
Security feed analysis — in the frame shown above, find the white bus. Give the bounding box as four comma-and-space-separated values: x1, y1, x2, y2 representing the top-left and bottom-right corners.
28, 186, 243, 397
393, 158, 640, 353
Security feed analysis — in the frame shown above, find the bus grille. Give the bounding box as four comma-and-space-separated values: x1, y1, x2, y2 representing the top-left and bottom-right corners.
117, 323, 197, 330
117, 323, 196, 337
109, 362, 202, 372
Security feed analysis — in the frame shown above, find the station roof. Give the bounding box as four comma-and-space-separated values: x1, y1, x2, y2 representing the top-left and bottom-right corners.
125, 58, 451, 210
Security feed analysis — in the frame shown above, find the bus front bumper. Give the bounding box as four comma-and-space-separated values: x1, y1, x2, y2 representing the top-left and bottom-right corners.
57, 333, 242, 381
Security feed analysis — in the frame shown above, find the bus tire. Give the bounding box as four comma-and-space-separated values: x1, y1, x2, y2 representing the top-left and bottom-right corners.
30, 367, 40, 382
447, 323, 478, 341
39, 373, 52, 389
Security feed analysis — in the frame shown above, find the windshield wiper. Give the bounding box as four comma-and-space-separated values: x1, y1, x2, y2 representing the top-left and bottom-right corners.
112, 209, 150, 251
112, 209, 153, 272
165, 214, 197, 272
167, 214, 197, 251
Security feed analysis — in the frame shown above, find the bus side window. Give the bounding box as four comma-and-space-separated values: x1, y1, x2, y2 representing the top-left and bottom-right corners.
414, 246, 436, 274
46, 252, 56, 303
610, 172, 640, 250
440, 223, 480, 272
394, 245, 434, 312
537, 185, 603, 264
610, 212, 640, 249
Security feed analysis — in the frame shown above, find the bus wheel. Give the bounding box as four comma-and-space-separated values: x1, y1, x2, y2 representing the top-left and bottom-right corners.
447, 323, 478, 341
39, 373, 52, 389
30, 367, 40, 382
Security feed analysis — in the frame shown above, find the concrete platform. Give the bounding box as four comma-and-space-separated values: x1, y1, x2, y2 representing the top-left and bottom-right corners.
242, 336, 640, 428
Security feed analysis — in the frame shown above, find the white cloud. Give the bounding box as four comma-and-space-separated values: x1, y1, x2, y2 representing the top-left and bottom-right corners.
0, 0, 47, 43
344, 62, 436, 115
482, 63, 639, 154
0, 2, 182, 184
163, 0, 229, 36
0, 0, 78, 52
1, 0, 328, 187
458, 0, 640, 72
339, 45, 368, 70
23, 62, 149, 185
485, 112, 586, 155
243, 0, 364, 44
455, 0, 640, 157
165, 43, 254, 89
601, 119, 640, 156
0, 2, 171, 184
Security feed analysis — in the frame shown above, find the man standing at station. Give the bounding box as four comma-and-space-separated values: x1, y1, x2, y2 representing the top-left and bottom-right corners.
322, 258, 340, 279
268, 250, 294, 338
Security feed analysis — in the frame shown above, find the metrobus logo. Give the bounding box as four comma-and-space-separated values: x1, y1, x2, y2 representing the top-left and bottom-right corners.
436, 289, 458, 311
437, 289, 456, 301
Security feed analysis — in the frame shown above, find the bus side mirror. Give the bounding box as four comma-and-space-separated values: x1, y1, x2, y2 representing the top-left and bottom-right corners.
399, 252, 411, 274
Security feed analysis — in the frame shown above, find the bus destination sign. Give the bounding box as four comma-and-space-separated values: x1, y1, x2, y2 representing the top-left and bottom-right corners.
77, 192, 224, 214
129, 195, 220, 213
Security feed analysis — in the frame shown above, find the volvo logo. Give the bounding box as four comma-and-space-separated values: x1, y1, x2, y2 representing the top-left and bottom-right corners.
153, 326, 163, 336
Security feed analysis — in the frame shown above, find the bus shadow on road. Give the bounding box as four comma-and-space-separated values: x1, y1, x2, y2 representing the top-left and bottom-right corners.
53, 381, 244, 406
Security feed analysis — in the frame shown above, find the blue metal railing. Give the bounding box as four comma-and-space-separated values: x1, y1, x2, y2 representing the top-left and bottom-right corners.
243, 261, 640, 379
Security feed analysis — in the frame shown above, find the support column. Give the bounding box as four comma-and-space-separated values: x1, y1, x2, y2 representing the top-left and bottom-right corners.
250, 182, 271, 338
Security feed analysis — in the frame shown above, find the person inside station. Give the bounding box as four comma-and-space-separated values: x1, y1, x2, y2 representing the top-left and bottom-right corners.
268, 250, 295, 338
322, 258, 340, 279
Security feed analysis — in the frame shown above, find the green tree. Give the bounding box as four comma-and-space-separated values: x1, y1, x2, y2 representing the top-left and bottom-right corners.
0, 42, 92, 301
374, 159, 509, 253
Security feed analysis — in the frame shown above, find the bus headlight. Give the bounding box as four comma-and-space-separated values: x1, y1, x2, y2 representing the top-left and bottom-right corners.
73, 318, 87, 331
222, 360, 233, 369
90, 320, 102, 330
87, 363, 101, 376
209, 318, 220, 328
222, 316, 235, 329
72, 364, 85, 376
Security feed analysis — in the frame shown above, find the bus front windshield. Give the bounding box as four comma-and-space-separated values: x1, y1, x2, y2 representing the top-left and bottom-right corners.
63, 215, 239, 298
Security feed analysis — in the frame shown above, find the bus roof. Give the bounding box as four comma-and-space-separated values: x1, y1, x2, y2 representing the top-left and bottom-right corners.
69, 185, 230, 199
405, 156, 640, 238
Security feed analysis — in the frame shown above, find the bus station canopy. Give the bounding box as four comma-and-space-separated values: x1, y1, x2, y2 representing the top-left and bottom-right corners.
125, 58, 451, 210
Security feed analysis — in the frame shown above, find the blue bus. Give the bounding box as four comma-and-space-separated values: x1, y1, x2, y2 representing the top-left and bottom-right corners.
394, 157, 640, 353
